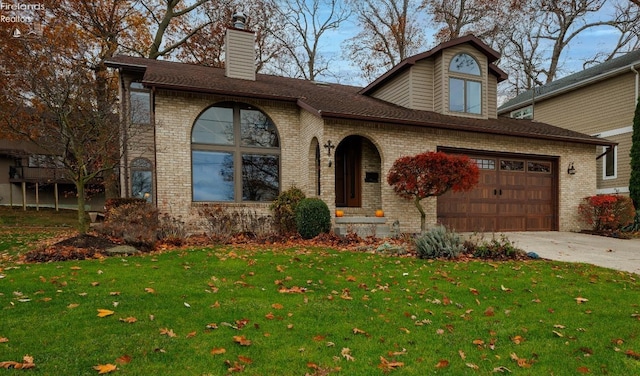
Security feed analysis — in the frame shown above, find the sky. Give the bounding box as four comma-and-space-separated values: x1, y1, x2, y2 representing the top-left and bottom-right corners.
313, 1, 632, 89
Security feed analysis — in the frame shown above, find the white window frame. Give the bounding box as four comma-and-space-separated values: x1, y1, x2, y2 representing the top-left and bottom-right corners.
510, 106, 533, 119
602, 146, 617, 180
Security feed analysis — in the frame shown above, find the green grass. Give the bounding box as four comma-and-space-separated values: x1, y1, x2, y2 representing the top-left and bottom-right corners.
1, 239, 639, 375
0, 206, 83, 227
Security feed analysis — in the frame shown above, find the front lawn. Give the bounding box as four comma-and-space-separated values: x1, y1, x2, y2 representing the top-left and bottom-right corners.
1, 240, 639, 375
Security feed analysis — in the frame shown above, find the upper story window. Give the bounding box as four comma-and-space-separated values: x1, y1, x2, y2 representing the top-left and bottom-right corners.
449, 53, 482, 115
191, 102, 280, 202
130, 81, 151, 124
511, 106, 533, 119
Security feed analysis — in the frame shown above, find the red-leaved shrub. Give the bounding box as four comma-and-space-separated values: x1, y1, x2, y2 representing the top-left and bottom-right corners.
578, 195, 635, 231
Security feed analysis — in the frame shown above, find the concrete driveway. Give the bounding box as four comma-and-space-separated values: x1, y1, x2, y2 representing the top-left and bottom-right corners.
484, 232, 640, 275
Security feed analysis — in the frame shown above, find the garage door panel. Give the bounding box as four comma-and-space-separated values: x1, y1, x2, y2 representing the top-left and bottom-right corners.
437, 153, 557, 232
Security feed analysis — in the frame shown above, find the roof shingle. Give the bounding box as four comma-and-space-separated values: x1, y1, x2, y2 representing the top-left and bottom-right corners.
106, 55, 612, 147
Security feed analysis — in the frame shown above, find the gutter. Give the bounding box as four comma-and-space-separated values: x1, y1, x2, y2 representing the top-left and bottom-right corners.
631, 65, 639, 100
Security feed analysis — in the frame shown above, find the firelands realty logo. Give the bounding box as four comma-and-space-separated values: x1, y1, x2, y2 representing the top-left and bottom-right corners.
1, 2, 45, 37
1, 1, 45, 23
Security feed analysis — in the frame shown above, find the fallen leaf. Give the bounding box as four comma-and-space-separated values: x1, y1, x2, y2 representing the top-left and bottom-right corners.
233, 335, 252, 346
352, 327, 367, 335
119, 317, 137, 323
272, 303, 284, 310
341, 347, 355, 361
467, 363, 480, 369
237, 355, 252, 364
186, 331, 196, 338
435, 359, 449, 368
501, 285, 512, 292
67, 303, 80, 309
97, 309, 115, 318
378, 356, 404, 372
512, 335, 525, 344
0, 355, 35, 370
0, 337, 8, 343
575, 297, 588, 304
184, 302, 191, 308
577, 366, 590, 373
116, 355, 131, 364
458, 350, 466, 359
210, 347, 226, 355
159, 328, 177, 337
93, 363, 117, 374
626, 349, 640, 360
144, 287, 155, 294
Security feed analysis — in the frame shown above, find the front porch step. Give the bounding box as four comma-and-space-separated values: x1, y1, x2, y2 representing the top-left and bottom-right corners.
334, 216, 392, 238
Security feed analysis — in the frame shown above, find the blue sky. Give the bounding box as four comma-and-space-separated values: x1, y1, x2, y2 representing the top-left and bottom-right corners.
313, 1, 631, 88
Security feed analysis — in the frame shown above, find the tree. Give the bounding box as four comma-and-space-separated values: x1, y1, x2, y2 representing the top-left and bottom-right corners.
424, 0, 523, 44
387, 151, 479, 232
496, 0, 640, 95
269, 0, 350, 80
343, 0, 425, 83
630, 97, 640, 212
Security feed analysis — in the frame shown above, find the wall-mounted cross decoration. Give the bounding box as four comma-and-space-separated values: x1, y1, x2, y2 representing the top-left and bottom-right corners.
323, 140, 335, 157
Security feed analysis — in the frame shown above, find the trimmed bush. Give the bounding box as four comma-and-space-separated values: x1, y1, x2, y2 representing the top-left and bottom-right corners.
98, 200, 159, 251
270, 186, 306, 235
578, 194, 635, 231
294, 198, 331, 239
414, 225, 462, 259
466, 234, 526, 260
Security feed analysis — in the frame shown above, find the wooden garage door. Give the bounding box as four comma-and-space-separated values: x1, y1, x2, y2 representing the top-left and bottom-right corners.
437, 155, 557, 232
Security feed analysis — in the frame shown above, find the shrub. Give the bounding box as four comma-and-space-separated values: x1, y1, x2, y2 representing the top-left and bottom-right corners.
467, 234, 526, 260
578, 195, 635, 232
295, 198, 331, 239
414, 225, 463, 259
270, 186, 306, 235
158, 213, 187, 245
198, 204, 274, 243
103, 198, 146, 221
98, 201, 159, 251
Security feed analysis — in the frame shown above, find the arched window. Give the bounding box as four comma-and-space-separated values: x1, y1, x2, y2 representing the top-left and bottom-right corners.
131, 158, 153, 202
191, 102, 280, 202
449, 53, 482, 115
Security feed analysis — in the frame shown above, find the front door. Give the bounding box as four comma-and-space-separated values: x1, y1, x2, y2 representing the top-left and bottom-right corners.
335, 136, 361, 207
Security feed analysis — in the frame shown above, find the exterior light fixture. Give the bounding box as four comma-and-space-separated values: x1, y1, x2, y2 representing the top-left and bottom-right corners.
567, 162, 576, 175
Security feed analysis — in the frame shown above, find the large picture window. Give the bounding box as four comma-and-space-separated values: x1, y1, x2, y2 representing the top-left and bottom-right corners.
191, 102, 280, 202
449, 53, 482, 115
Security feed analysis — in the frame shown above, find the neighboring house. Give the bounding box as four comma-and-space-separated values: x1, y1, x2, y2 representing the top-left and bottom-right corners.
498, 50, 640, 196
105, 16, 612, 234
0, 139, 104, 211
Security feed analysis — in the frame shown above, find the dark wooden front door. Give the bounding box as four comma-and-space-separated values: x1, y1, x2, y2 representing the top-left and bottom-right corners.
335, 137, 361, 207
437, 154, 557, 232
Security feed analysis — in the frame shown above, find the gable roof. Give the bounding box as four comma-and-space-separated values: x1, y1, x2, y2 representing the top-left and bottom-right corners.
106, 55, 611, 147
499, 49, 640, 113
360, 34, 508, 96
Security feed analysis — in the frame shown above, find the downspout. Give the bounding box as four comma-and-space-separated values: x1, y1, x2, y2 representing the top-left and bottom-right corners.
631, 64, 639, 101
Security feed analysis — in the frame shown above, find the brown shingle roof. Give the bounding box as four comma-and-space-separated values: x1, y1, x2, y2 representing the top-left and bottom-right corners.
106, 55, 612, 147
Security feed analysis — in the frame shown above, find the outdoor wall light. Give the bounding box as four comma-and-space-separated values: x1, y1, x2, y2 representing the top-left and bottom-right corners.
324, 140, 335, 167
567, 162, 576, 175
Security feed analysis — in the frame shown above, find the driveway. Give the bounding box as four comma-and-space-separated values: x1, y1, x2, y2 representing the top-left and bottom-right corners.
481, 232, 640, 275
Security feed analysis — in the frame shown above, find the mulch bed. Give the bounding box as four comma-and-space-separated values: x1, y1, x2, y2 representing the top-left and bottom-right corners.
23, 234, 123, 263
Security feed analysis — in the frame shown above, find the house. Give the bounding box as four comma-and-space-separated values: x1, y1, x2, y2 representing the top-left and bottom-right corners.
0, 139, 104, 211
105, 15, 612, 234
498, 50, 640, 197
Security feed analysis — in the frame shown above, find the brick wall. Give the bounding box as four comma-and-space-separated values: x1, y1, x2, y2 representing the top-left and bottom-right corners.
126, 88, 597, 234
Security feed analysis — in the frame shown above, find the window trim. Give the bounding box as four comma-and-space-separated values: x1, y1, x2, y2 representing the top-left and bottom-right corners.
191, 102, 281, 203
602, 146, 617, 180
129, 81, 151, 125
448, 53, 483, 115
510, 106, 533, 119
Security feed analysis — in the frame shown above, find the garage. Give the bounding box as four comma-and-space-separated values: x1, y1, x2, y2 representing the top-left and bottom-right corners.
437, 151, 558, 232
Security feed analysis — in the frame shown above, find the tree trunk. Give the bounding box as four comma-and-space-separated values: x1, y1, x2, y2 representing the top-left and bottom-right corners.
76, 179, 88, 233
414, 197, 426, 233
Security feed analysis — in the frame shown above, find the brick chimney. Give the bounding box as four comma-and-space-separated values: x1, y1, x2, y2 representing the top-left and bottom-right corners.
225, 12, 256, 81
